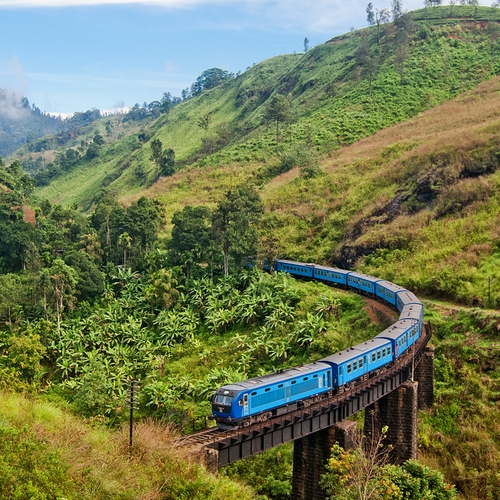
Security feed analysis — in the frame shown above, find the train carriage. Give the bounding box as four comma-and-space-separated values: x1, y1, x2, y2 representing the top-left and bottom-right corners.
313, 265, 350, 287
396, 290, 420, 312
375, 320, 420, 357
211, 362, 332, 429
275, 260, 315, 279
375, 280, 407, 308
320, 338, 393, 386
347, 272, 381, 294
399, 302, 424, 327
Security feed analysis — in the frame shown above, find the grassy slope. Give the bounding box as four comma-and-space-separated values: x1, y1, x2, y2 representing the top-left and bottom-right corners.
0, 391, 255, 500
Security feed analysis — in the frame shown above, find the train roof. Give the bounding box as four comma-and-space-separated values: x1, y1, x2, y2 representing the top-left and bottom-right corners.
375, 320, 417, 341
216, 361, 331, 393
320, 337, 391, 365
376, 280, 408, 293
348, 271, 382, 282
277, 259, 314, 267
396, 290, 420, 305
399, 303, 423, 321
313, 265, 349, 274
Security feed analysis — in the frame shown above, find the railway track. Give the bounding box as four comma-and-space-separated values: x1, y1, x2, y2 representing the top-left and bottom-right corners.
175, 325, 431, 452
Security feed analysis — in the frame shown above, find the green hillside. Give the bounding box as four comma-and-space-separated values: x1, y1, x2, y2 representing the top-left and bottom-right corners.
23, 5, 500, 211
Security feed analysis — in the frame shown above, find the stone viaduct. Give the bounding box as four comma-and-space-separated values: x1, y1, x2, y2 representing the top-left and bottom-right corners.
193, 327, 434, 500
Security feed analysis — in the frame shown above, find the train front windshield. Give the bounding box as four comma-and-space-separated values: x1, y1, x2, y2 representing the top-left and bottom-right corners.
213, 395, 234, 406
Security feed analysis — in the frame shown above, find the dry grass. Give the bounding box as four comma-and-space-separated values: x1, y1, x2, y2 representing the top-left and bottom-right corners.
0, 392, 255, 500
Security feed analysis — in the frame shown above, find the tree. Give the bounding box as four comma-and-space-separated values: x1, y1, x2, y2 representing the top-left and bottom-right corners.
366, 3, 375, 25
190, 68, 234, 96
197, 113, 211, 133
391, 0, 403, 20
212, 186, 264, 277
264, 94, 292, 154
304, 37, 310, 52
257, 213, 283, 273
168, 205, 212, 277
321, 426, 457, 500
48, 258, 78, 334
118, 232, 132, 267
149, 138, 175, 180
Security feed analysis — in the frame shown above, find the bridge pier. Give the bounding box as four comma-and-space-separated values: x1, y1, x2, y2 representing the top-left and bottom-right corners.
415, 344, 435, 410
364, 380, 419, 465
291, 420, 357, 500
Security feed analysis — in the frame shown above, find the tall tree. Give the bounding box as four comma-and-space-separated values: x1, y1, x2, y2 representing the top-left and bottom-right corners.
366, 2, 375, 25
304, 37, 310, 52
150, 138, 175, 180
212, 186, 264, 277
48, 258, 78, 334
264, 94, 292, 154
168, 205, 212, 277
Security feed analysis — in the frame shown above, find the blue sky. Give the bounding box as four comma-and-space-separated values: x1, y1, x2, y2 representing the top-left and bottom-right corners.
0, 0, 486, 116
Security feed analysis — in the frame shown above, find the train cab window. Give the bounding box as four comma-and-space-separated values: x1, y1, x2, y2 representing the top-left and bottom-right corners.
347, 364, 352, 374
214, 395, 234, 405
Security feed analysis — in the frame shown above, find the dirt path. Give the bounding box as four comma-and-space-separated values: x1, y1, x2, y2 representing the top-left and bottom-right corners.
362, 296, 399, 326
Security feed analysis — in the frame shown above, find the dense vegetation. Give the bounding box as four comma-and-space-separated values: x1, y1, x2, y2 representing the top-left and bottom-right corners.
3, 4, 500, 499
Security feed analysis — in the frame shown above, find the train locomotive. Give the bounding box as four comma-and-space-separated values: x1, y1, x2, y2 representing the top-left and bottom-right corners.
211, 260, 424, 430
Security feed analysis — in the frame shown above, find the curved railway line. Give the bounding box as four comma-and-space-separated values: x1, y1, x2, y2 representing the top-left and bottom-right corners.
176, 324, 431, 462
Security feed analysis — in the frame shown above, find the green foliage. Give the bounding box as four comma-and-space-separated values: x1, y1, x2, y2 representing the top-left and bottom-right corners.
212, 185, 264, 276
321, 441, 456, 500
0, 425, 75, 500
223, 444, 293, 499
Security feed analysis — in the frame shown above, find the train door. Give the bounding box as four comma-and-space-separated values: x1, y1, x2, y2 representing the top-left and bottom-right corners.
285, 385, 291, 403
243, 394, 249, 416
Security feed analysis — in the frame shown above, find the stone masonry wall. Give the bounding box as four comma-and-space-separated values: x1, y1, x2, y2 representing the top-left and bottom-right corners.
292, 420, 357, 500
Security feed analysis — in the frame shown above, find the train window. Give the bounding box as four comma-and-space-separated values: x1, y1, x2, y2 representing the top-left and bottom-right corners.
339, 366, 343, 376
214, 395, 234, 405
387, 346, 391, 355
303, 377, 309, 381
359, 358, 363, 368
251, 391, 257, 396
313, 374, 318, 378
265, 388, 271, 392
382, 348, 386, 357
347, 364, 352, 374
291, 380, 297, 384
377, 350, 381, 359
278, 384, 284, 388
372, 353, 376, 362
353, 361, 358, 371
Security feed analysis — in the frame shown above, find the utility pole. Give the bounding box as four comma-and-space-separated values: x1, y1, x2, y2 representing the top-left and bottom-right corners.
126, 379, 140, 453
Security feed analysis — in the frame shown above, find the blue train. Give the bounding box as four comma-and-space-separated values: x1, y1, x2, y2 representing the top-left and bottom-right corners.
211, 259, 424, 429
